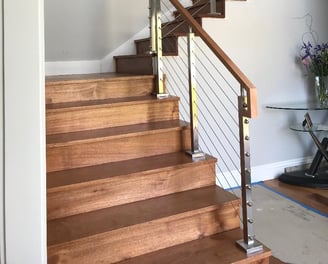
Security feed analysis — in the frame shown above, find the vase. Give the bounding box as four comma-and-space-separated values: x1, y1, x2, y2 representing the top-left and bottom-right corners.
314, 75, 328, 106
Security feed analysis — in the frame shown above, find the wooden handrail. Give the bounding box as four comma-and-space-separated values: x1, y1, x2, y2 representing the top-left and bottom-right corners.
169, 0, 258, 118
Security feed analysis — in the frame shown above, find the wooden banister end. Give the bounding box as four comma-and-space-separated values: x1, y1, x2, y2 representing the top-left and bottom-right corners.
248, 87, 258, 118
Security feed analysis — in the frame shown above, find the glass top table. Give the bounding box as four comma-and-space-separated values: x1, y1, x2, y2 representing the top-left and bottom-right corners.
290, 124, 328, 132
266, 102, 328, 188
266, 102, 328, 110
266, 102, 328, 132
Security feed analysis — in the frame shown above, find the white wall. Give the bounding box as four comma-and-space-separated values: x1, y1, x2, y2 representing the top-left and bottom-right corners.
203, 0, 328, 170
44, 0, 148, 61
3, 0, 46, 263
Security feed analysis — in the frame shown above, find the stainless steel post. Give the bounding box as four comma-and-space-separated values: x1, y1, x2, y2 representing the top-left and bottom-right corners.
236, 89, 263, 255
210, 0, 217, 14
150, 0, 168, 98
186, 27, 204, 160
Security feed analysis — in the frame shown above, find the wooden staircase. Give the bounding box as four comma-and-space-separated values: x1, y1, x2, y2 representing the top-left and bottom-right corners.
46, 1, 271, 263
115, 0, 225, 73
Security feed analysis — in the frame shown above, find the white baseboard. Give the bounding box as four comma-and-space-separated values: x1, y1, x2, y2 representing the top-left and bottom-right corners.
45, 60, 101, 76
217, 156, 313, 189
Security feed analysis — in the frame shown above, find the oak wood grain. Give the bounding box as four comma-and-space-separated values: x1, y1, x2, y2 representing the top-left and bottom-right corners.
118, 229, 271, 264
47, 153, 217, 219
115, 54, 153, 74
264, 179, 328, 215
46, 73, 155, 104
48, 186, 240, 263
46, 96, 179, 135
47, 121, 190, 172
47, 152, 214, 188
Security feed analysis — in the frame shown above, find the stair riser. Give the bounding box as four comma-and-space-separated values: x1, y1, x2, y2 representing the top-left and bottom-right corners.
136, 36, 178, 56
176, 0, 225, 18
162, 18, 201, 37
47, 160, 216, 220
46, 77, 155, 104
46, 100, 179, 135
47, 128, 191, 172
48, 203, 240, 264
116, 56, 153, 74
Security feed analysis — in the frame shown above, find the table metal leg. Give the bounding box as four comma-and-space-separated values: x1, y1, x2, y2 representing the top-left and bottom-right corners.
278, 113, 328, 188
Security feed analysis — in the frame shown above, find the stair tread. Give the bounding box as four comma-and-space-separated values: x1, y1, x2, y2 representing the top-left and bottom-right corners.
47, 120, 186, 146
118, 229, 271, 264
47, 152, 216, 189
46, 95, 178, 110
47, 185, 239, 246
135, 34, 179, 43
46, 72, 154, 85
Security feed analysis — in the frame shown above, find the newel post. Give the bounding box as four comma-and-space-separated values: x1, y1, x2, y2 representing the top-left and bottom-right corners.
149, 0, 168, 98
186, 27, 205, 160
236, 88, 263, 254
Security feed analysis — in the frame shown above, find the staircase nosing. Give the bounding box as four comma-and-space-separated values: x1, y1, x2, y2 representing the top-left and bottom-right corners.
46, 95, 179, 111
47, 153, 217, 190
49, 201, 238, 248
116, 229, 271, 264
46, 120, 187, 147
46, 73, 154, 86
135, 34, 178, 43
47, 185, 240, 246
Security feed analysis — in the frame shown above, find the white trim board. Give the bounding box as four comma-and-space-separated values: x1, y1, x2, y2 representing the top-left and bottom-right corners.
0, 0, 5, 262
216, 156, 313, 189
4, 0, 47, 262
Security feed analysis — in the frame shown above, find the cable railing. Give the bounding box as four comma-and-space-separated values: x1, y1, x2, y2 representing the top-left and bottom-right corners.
149, 0, 262, 254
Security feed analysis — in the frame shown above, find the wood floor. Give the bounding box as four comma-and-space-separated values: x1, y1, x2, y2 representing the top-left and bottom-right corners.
265, 179, 328, 264
264, 179, 328, 215
270, 256, 285, 264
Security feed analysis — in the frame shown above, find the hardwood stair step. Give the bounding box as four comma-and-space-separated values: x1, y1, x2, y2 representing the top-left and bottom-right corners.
46, 120, 191, 172
115, 54, 153, 74
46, 95, 179, 135
118, 229, 271, 264
174, 0, 225, 19
47, 152, 217, 220
47, 185, 240, 264
162, 16, 203, 36
46, 73, 155, 104
134, 0, 224, 57
135, 35, 179, 56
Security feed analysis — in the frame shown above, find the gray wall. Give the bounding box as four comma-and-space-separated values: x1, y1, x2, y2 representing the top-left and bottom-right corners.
45, 0, 149, 61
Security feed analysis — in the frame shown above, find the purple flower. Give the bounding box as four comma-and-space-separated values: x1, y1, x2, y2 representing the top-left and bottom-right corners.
301, 41, 328, 76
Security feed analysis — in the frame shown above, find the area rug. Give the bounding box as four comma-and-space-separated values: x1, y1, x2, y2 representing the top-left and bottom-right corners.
247, 184, 328, 264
